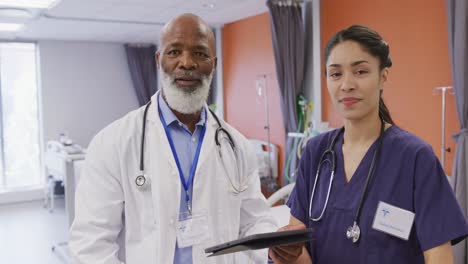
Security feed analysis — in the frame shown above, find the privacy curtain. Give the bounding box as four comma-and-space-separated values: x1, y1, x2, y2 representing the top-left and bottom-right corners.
125, 44, 158, 106
267, 0, 305, 184
447, 0, 468, 263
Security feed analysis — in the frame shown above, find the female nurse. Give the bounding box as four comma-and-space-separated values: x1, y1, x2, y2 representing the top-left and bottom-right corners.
269, 25, 468, 264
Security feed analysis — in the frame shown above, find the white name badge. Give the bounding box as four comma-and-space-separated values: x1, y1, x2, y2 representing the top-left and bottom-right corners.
176, 212, 210, 248
372, 201, 415, 240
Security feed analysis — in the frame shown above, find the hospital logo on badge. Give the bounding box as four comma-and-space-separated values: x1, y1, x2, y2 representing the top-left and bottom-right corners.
382, 209, 390, 217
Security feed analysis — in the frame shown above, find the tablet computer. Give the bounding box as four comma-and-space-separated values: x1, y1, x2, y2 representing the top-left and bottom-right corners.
205, 228, 314, 257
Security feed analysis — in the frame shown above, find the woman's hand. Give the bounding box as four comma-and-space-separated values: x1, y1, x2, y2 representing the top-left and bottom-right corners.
268, 223, 307, 263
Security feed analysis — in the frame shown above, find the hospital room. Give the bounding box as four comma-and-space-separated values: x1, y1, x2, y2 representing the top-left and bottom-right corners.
0, 0, 466, 263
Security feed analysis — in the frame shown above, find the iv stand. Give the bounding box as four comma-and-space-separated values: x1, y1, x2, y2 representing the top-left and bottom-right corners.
264, 76, 273, 178
256, 75, 273, 178
433, 86, 453, 171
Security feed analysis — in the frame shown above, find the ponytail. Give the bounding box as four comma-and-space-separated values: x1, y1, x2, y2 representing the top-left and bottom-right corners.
379, 97, 394, 125
325, 25, 395, 125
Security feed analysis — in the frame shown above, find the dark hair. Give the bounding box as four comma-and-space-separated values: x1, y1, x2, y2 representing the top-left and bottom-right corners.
324, 25, 395, 125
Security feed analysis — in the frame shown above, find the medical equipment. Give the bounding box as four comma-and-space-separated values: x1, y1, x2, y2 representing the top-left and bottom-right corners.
136, 100, 245, 193
309, 119, 385, 243
135, 100, 152, 190
255, 75, 275, 183
250, 139, 278, 179
267, 182, 295, 207
45, 139, 85, 263
433, 86, 453, 171
283, 96, 313, 184
209, 107, 246, 194
44, 140, 85, 212
210, 107, 236, 157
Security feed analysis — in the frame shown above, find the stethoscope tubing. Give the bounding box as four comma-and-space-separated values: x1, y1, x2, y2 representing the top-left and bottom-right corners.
308, 119, 385, 226
137, 99, 243, 193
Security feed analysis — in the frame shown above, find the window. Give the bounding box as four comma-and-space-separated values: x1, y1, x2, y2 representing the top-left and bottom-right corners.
0, 43, 41, 191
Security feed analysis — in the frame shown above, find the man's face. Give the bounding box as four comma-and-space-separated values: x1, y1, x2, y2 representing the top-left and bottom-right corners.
156, 18, 217, 114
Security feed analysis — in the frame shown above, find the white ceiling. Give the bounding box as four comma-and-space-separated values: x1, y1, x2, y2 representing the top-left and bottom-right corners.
0, 0, 268, 43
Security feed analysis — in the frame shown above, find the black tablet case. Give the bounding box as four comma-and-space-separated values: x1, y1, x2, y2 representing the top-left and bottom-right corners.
205, 228, 314, 257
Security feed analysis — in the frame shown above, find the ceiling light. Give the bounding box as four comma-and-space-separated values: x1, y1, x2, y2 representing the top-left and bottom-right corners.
0, 8, 32, 19
0, 23, 24, 31
0, 0, 61, 9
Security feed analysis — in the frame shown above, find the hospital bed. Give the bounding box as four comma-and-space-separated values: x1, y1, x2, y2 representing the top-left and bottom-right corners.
44, 140, 85, 263
235, 183, 294, 263
249, 139, 279, 179
267, 183, 294, 227
235, 140, 293, 263
249, 139, 292, 227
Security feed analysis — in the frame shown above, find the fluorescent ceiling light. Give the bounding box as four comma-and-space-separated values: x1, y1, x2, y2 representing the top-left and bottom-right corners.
0, 0, 61, 9
0, 8, 33, 19
0, 23, 24, 31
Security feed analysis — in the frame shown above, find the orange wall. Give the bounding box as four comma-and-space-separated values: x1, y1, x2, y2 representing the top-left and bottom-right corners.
321, 0, 458, 174
222, 13, 285, 182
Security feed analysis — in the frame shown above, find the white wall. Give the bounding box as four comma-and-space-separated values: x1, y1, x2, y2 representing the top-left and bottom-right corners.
38, 40, 139, 148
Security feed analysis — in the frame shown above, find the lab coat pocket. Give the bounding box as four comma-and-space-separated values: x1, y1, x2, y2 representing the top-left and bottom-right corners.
214, 184, 242, 239
214, 166, 242, 213
219, 191, 242, 236
126, 229, 158, 264
124, 187, 159, 264
126, 179, 156, 236
142, 188, 157, 231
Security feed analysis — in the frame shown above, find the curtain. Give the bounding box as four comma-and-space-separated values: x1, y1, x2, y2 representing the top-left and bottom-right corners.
267, 0, 305, 184
447, 0, 468, 263
125, 44, 158, 106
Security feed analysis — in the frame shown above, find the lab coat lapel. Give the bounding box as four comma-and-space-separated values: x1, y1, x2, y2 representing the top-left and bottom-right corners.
196, 105, 217, 174
145, 93, 180, 262
146, 93, 179, 173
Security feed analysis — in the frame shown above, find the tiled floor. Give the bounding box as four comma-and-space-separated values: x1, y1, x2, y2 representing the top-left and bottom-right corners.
0, 199, 68, 264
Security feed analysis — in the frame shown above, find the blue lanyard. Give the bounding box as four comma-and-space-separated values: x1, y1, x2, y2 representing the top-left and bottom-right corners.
158, 103, 206, 213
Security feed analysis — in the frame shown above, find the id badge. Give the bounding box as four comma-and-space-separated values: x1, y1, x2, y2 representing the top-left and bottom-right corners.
372, 201, 415, 240
176, 211, 210, 248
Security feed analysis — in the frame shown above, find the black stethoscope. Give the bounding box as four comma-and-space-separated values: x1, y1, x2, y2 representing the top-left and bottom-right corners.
308, 119, 385, 243
135, 99, 239, 191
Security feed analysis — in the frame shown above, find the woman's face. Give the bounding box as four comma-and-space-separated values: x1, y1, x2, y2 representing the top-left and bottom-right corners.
326, 40, 388, 122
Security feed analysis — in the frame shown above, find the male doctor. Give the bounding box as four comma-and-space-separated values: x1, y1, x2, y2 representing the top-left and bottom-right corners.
69, 13, 277, 264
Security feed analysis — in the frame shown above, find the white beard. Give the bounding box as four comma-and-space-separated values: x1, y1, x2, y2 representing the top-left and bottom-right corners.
159, 67, 213, 114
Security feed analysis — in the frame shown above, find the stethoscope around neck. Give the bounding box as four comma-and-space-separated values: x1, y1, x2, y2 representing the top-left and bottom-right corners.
134, 100, 153, 190
309, 119, 385, 244
134, 99, 245, 193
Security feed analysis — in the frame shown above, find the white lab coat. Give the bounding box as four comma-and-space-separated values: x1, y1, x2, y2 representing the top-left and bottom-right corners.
69, 94, 277, 264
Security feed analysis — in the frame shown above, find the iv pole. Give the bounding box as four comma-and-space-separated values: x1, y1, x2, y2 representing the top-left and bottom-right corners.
256, 75, 273, 178
433, 86, 453, 171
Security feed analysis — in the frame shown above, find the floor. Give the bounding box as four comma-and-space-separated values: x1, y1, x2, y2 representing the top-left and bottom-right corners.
0, 198, 68, 264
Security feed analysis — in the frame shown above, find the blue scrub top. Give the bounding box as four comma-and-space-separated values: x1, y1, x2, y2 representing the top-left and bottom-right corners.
287, 126, 468, 264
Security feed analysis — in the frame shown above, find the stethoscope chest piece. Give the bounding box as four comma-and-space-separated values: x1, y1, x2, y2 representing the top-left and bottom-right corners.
135, 174, 150, 190
346, 221, 361, 243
